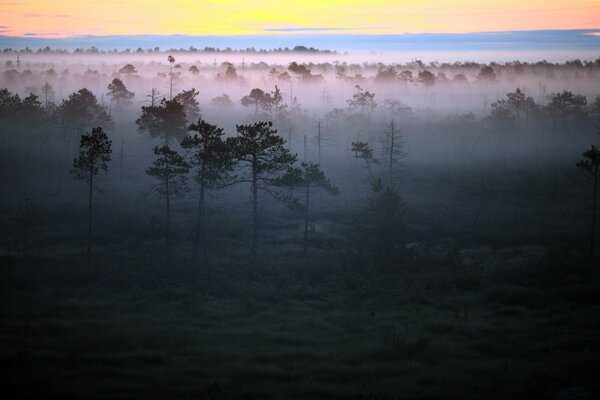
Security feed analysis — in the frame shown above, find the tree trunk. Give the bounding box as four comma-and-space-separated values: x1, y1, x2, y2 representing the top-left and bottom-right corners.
165, 174, 171, 266
87, 166, 93, 269
591, 170, 598, 258
304, 181, 310, 257
317, 122, 321, 165
193, 173, 206, 264
251, 154, 258, 262
389, 121, 394, 185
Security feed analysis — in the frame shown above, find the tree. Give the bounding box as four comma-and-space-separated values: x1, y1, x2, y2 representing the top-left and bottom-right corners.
351, 141, 379, 179
41, 81, 54, 108
589, 96, 600, 121
227, 121, 296, 260
70, 127, 112, 268
59, 89, 112, 140
382, 121, 405, 185
506, 88, 539, 121
350, 179, 406, 270
477, 66, 496, 82
489, 99, 515, 126
384, 99, 412, 119
107, 78, 134, 112
347, 85, 376, 114
181, 119, 234, 262
145, 145, 190, 264
211, 93, 233, 108
418, 70, 436, 86
136, 98, 188, 144
119, 64, 137, 75
545, 91, 588, 124
222, 62, 238, 80
241, 88, 272, 117
577, 145, 600, 258
506, 88, 537, 118
174, 88, 201, 122
0, 88, 22, 122
20, 93, 46, 127
168, 55, 175, 99
270, 85, 288, 124
275, 162, 338, 256
375, 67, 397, 82
288, 61, 323, 82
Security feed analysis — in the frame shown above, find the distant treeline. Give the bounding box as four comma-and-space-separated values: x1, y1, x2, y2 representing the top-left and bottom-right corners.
0, 45, 337, 55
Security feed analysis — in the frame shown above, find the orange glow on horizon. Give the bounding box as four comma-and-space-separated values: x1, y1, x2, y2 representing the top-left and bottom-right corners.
0, 0, 599, 38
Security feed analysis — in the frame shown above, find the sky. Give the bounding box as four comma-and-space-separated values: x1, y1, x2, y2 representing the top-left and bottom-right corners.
0, 0, 599, 38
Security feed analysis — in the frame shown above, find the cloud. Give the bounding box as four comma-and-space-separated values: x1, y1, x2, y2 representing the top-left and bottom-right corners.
263, 27, 354, 32
23, 32, 63, 36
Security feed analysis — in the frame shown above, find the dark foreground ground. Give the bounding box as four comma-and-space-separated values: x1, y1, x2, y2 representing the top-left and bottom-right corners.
1, 251, 599, 400
1, 164, 600, 399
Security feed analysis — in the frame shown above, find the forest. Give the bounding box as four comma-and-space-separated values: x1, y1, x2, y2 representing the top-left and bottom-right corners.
1, 51, 600, 399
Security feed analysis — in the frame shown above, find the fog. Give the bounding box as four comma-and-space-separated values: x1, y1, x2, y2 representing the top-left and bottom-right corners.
1, 50, 600, 398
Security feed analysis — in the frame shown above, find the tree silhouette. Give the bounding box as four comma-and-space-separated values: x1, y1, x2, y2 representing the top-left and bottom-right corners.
145, 145, 189, 264
270, 85, 288, 124
545, 91, 588, 125
221, 62, 238, 81
506, 88, 538, 121
352, 141, 379, 179
227, 121, 296, 260
347, 85, 376, 114
119, 64, 137, 75
210, 93, 233, 108
418, 70, 436, 86
477, 66, 496, 82
107, 78, 134, 112
71, 127, 112, 268
351, 179, 406, 270
489, 99, 515, 126
181, 119, 234, 263
241, 88, 272, 118
382, 121, 405, 185
174, 88, 201, 122
41, 81, 54, 108
168, 55, 175, 100
577, 145, 600, 258
275, 162, 338, 256
136, 98, 187, 144
59, 89, 112, 141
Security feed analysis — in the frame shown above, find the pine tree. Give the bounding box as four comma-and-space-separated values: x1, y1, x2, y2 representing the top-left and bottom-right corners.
174, 88, 201, 122
71, 127, 112, 268
146, 145, 189, 265
107, 78, 134, 112
227, 121, 296, 260
181, 119, 234, 263
136, 98, 187, 144
351, 141, 379, 179
577, 145, 600, 258
275, 162, 338, 256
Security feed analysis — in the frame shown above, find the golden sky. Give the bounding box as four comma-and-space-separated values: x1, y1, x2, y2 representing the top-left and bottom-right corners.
1, 0, 599, 37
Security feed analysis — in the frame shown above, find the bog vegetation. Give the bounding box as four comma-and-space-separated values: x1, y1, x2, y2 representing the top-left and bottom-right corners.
1, 52, 600, 399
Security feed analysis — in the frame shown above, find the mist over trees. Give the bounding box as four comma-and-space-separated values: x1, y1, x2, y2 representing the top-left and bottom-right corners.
1, 50, 600, 399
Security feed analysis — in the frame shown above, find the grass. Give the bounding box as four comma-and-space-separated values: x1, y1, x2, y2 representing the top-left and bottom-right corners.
1, 251, 599, 399
1, 158, 599, 399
